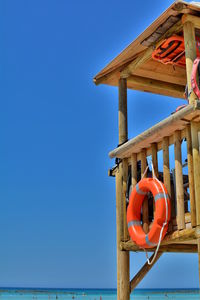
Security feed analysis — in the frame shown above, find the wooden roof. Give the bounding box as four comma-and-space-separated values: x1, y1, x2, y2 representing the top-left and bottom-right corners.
93, 1, 200, 99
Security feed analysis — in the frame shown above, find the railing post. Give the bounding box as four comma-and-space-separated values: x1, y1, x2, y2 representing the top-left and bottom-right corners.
141, 149, 148, 233
174, 131, 185, 230
186, 124, 196, 227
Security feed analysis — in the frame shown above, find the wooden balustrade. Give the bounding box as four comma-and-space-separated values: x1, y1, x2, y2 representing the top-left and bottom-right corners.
122, 126, 199, 234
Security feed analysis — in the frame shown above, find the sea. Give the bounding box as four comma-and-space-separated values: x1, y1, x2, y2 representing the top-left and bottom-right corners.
0, 288, 199, 300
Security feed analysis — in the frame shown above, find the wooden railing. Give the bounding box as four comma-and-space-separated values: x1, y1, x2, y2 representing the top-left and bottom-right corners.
127, 127, 194, 233
109, 103, 200, 239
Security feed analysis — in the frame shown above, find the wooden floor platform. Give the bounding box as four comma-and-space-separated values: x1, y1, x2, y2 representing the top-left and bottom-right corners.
121, 226, 200, 253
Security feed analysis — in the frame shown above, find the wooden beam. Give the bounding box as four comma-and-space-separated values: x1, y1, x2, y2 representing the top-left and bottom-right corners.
121, 240, 198, 253
121, 228, 197, 251
141, 149, 148, 234
182, 14, 200, 30
130, 252, 162, 292
109, 103, 200, 159
127, 75, 185, 99
121, 47, 153, 78
174, 131, 185, 230
186, 124, 196, 227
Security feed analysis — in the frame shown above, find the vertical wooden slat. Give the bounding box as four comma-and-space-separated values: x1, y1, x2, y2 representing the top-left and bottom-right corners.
141, 149, 148, 233
116, 78, 129, 300
186, 124, 196, 227
163, 137, 171, 197
118, 78, 128, 145
191, 122, 200, 225
163, 137, 173, 232
122, 158, 129, 240
151, 143, 158, 178
131, 153, 137, 189
174, 131, 185, 230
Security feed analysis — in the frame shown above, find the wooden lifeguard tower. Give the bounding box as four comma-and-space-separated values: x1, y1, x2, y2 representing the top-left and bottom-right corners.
94, 1, 200, 299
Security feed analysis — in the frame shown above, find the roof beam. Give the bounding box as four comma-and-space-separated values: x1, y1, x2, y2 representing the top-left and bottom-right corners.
127, 75, 185, 99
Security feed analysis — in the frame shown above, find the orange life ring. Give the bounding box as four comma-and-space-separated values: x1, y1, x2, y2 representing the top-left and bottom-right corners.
127, 178, 171, 249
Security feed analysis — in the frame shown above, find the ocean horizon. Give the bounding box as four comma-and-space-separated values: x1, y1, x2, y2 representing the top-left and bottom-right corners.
0, 287, 199, 299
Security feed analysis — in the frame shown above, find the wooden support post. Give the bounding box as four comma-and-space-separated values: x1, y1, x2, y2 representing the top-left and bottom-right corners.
130, 252, 162, 292
191, 122, 200, 225
131, 153, 137, 189
186, 124, 196, 227
116, 78, 129, 300
119, 78, 128, 145
174, 131, 185, 230
183, 19, 200, 226
182, 18, 197, 105
141, 149, 148, 233
198, 238, 200, 287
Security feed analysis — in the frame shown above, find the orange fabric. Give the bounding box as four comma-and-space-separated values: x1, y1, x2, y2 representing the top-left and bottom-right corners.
152, 35, 200, 67
127, 178, 171, 249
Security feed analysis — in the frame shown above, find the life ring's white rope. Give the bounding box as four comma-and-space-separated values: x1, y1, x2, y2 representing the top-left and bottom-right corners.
143, 162, 169, 265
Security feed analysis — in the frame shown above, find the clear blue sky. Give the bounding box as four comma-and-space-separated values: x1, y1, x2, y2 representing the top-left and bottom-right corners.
0, 0, 198, 289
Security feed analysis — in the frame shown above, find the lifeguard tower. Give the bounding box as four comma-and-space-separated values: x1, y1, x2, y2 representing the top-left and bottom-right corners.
94, 1, 200, 299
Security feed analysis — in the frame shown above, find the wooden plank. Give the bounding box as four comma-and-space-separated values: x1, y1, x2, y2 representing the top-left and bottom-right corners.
121, 240, 198, 253
130, 252, 162, 292
127, 75, 185, 99
121, 228, 197, 250
141, 149, 148, 234
109, 104, 200, 159
121, 47, 154, 78
186, 124, 196, 227
174, 131, 185, 230
132, 59, 186, 86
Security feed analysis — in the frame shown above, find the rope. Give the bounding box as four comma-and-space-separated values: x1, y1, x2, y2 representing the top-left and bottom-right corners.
142, 161, 169, 266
